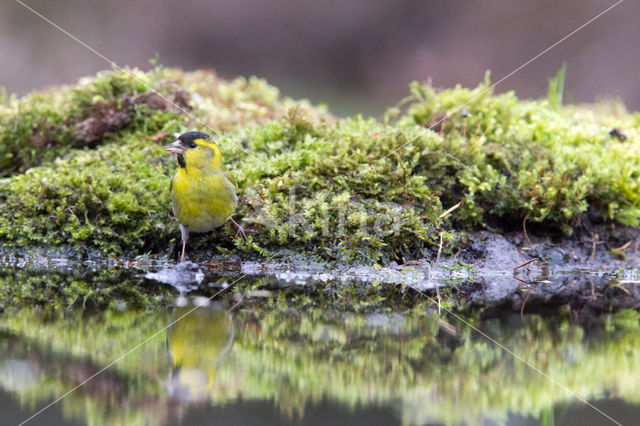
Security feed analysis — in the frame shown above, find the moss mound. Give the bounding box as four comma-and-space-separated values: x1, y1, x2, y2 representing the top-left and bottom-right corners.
0, 67, 638, 262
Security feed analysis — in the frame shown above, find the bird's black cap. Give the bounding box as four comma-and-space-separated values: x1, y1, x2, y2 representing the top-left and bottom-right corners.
178, 131, 211, 143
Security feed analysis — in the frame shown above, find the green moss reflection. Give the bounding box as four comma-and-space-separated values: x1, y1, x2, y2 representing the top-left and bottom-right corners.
0, 303, 638, 425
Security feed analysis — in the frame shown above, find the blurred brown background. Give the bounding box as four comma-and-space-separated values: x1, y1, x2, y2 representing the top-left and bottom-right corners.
1, 0, 637, 116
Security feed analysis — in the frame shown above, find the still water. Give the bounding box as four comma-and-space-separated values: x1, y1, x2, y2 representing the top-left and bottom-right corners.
0, 263, 638, 426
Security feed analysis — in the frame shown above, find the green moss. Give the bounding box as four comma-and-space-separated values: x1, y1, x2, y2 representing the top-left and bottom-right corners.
0, 68, 178, 175
392, 77, 639, 230
0, 67, 638, 261
0, 67, 329, 257
225, 114, 448, 262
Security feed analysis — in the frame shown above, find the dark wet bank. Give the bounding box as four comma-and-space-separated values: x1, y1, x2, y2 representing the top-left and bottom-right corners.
3, 222, 640, 313
1, 249, 639, 316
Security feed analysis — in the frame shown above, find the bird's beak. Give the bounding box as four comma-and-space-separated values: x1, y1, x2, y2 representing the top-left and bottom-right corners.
165, 140, 185, 155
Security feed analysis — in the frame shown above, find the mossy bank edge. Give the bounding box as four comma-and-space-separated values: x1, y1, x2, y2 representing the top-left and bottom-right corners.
1, 67, 639, 265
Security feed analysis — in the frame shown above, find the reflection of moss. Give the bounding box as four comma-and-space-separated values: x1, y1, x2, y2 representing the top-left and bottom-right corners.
0, 267, 174, 310
0, 304, 234, 425
0, 308, 173, 425
0, 304, 639, 426
1, 67, 639, 262
0, 308, 170, 377
218, 304, 640, 425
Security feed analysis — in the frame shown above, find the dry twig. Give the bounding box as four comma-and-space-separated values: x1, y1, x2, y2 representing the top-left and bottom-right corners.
513, 257, 540, 271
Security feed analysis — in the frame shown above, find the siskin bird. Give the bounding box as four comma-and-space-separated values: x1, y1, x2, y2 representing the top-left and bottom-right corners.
165, 131, 242, 262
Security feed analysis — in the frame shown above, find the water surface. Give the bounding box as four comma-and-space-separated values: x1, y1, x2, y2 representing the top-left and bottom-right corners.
0, 263, 638, 425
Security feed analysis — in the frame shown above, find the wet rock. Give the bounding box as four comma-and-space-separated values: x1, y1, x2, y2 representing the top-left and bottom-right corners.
467, 273, 640, 318
469, 275, 521, 307
145, 262, 204, 292
464, 232, 526, 271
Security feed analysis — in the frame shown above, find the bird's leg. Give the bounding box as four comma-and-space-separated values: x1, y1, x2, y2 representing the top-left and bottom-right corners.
229, 217, 247, 240
179, 224, 189, 263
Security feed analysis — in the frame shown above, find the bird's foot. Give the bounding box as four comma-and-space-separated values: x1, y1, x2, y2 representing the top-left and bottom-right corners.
229, 217, 247, 240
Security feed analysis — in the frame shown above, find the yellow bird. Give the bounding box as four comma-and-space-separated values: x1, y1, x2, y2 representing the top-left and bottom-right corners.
165, 131, 242, 262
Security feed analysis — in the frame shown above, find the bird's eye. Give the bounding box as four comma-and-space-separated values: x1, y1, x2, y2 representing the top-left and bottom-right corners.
189, 142, 197, 148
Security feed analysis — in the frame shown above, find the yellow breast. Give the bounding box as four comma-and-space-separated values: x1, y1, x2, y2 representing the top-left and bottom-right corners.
171, 168, 238, 233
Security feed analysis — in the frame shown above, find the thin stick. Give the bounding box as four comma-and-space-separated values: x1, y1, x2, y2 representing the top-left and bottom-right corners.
438, 318, 457, 336
612, 284, 631, 295
520, 292, 531, 319
228, 290, 247, 312
612, 240, 632, 251
513, 257, 540, 271
522, 213, 532, 246
439, 202, 463, 219
590, 234, 598, 262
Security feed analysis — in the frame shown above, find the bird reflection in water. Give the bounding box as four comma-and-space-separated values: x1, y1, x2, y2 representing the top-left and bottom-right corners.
165, 302, 235, 402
